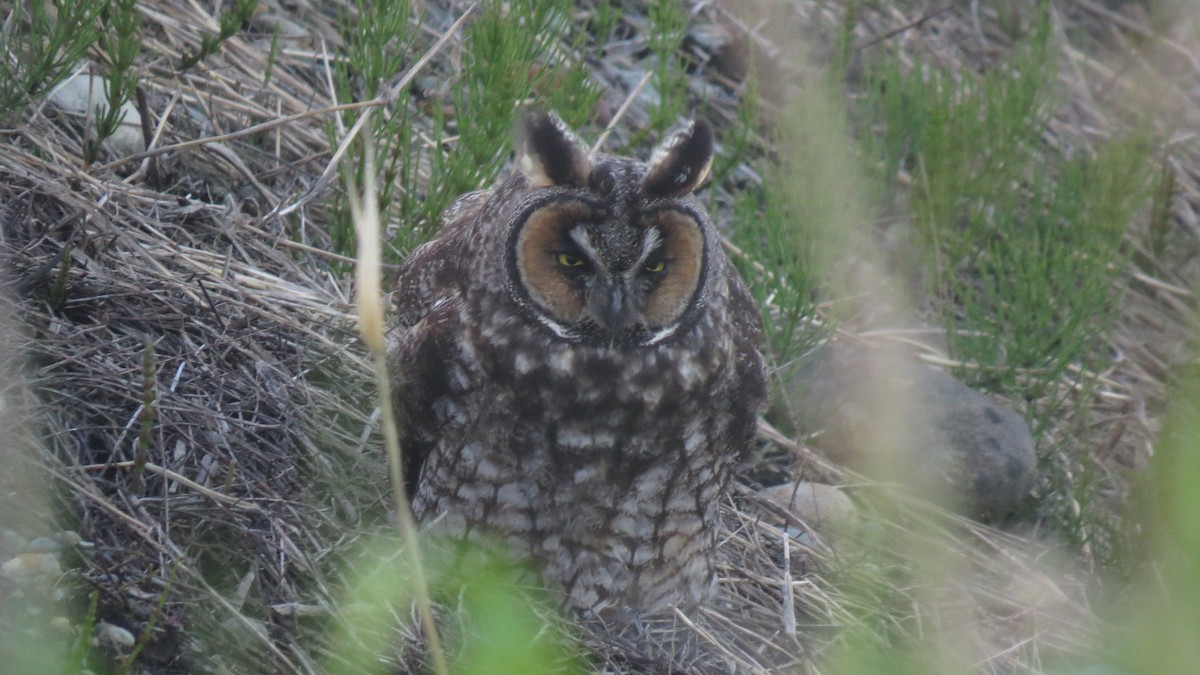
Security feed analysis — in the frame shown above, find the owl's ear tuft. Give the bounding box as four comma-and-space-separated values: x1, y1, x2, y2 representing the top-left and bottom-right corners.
514, 110, 592, 188
642, 119, 713, 198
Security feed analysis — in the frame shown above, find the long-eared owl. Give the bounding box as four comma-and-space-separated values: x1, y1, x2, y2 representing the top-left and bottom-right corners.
389, 111, 767, 616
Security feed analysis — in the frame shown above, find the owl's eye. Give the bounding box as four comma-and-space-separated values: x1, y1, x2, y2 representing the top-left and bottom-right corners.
557, 252, 586, 268
644, 259, 667, 273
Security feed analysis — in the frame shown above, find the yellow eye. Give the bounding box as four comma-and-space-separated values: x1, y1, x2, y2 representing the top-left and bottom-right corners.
557, 253, 585, 267
644, 260, 666, 273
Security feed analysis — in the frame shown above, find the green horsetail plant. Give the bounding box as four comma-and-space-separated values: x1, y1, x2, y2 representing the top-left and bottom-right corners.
328, 0, 416, 261
430, 0, 599, 230
178, 0, 260, 71
87, 0, 141, 165
621, 0, 689, 150
855, 4, 1157, 564
132, 336, 155, 493
328, 0, 599, 262
118, 560, 181, 674
48, 244, 73, 313
0, 0, 104, 120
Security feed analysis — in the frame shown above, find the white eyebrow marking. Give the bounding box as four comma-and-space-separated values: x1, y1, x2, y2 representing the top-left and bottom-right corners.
626, 227, 664, 281
567, 225, 600, 259
639, 227, 663, 262
567, 225, 611, 281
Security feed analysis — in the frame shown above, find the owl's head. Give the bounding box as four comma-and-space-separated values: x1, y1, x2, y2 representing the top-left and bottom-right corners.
504, 111, 716, 349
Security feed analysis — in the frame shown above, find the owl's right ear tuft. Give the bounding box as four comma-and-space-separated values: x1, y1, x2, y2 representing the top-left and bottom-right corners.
514, 110, 593, 188
642, 119, 713, 198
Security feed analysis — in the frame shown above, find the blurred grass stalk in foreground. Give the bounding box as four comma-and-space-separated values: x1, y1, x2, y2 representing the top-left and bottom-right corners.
1118, 369, 1200, 674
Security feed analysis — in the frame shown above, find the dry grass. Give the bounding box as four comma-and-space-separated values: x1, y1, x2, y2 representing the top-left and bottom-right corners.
1, 0, 1197, 673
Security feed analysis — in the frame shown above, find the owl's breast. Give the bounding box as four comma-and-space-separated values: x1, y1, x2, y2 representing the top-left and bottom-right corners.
406, 271, 763, 617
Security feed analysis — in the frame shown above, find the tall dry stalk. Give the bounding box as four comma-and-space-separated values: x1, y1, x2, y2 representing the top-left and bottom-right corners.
344, 122, 448, 675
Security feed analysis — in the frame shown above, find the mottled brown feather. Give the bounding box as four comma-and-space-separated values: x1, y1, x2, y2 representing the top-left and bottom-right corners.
388, 112, 767, 617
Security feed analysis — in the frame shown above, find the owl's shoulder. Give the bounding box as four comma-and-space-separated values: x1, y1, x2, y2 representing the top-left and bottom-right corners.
724, 262, 765, 348
393, 192, 489, 328
390, 287, 470, 497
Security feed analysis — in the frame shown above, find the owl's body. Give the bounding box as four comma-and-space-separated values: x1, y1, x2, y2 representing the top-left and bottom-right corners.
390, 113, 766, 615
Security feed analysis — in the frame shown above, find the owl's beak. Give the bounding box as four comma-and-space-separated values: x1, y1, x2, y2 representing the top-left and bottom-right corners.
590, 281, 635, 336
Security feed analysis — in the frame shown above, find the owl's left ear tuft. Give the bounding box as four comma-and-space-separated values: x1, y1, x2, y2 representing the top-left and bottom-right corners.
642, 119, 713, 198
514, 110, 593, 188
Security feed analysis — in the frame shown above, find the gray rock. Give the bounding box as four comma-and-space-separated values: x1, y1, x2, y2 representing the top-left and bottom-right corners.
755, 482, 858, 542
1, 530, 27, 553
1, 552, 62, 580
47, 75, 143, 157
251, 13, 312, 40
52, 530, 83, 548
22, 536, 61, 554
788, 343, 1036, 520
96, 622, 136, 649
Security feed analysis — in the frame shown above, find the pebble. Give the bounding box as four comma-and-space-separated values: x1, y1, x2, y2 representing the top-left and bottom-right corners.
251, 13, 312, 40
756, 482, 858, 542
1, 553, 62, 580
1, 529, 27, 552
23, 536, 61, 554
46, 74, 144, 157
96, 622, 136, 648
53, 530, 83, 547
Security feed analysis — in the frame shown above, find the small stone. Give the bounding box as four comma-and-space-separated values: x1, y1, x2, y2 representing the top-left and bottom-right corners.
46, 74, 144, 157
97, 622, 136, 648
40, 554, 62, 578
2, 530, 27, 552
2, 553, 61, 579
23, 536, 61, 554
53, 531, 83, 547
251, 13, 312, 40
756, 482, 858, 541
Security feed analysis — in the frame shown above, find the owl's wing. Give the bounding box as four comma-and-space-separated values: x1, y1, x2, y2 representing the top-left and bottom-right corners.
389, 200, 481, 498
726, 269, 766, 356
725, 268, 770, 458
392, 191, 485, 328
389, 293, 463, 500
